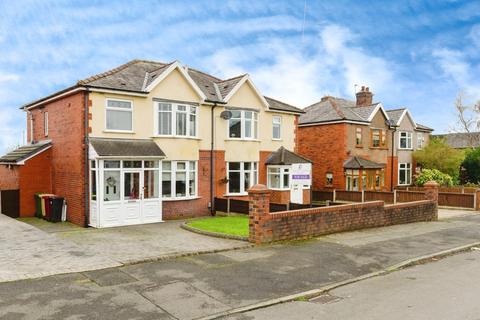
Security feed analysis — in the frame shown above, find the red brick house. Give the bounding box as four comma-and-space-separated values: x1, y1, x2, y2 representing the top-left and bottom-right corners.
297, 87, 432, 192
0, 59, 309, 227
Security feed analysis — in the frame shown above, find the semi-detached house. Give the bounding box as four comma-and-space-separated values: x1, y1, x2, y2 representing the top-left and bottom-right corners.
297, 87, 432, 192
0, 59, 308, 227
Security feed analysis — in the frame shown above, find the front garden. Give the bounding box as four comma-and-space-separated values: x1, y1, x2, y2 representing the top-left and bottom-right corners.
186, 216, 249, 238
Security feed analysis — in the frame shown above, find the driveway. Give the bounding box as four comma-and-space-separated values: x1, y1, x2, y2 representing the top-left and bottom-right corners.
0, 214, 119, 283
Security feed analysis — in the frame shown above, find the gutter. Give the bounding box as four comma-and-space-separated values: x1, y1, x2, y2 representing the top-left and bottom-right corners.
84, 88, 90, 227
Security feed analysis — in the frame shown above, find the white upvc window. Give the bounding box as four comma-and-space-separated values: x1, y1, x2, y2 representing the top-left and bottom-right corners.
155, 102, 197, 137
228, 110, 258, 140
44, 112, 49, 136
227, 162, 258, 195
105, 98, 133, 132
399, 131, 412, 149
417, 134, 425, 149
162, 160, 197, 199
267, 166, 290, 190
398, 163, 412, 185
272, 116, 281, 140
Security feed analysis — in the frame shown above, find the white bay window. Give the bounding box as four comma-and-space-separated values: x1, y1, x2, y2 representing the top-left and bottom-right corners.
162, 160, 197, 199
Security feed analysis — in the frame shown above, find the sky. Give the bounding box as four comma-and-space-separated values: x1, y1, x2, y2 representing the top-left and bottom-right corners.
0, 0, 479, 153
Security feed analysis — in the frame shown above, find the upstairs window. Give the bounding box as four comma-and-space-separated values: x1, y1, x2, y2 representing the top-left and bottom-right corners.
371, 129, 386, 148
355, 127, 362, 146
106, 99, 133, 132
156, 102, 197, 137
228, 110, 258, 139
272, 116, 281, 140
44, 112, 49, 136
399, 131, 412, 149
417, 134, 425, 149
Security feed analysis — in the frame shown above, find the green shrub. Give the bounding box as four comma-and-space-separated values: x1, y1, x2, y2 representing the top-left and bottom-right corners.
415, 169, 454, 187
462, 147, 480, 184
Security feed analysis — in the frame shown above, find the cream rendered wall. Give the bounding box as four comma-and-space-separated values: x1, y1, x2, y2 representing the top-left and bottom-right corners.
394, 112, 416, 164
89, 69, 297, 163
214, 81, 296, 162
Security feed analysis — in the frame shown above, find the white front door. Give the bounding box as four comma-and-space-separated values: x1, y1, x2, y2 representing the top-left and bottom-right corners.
290, 184, 303, 204
123, 170, 142, 225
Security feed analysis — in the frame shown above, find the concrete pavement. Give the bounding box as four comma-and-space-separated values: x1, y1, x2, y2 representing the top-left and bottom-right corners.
226, 249, 480, 320
2, 214, 480, 319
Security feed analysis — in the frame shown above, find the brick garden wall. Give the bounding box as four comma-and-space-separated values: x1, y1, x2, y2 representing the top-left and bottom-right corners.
248, 183, 438, 244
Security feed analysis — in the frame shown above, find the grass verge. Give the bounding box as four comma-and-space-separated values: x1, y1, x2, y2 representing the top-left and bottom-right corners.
187, 216, 249, 237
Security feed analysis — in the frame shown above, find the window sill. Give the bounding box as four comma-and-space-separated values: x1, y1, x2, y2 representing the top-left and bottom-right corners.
369, 147, 388, 150
152, 135, 201, 140
225, 138, 261, 142
103, 130, 135, 134
162, 196, 201, 201
398, 148, 413, 151
268, 188, 290, 191
355, 145, 363, 148
224, 193, 249, 197
272, 138, 283, 141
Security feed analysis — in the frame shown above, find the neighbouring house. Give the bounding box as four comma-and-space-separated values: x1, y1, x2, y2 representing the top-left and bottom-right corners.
386, 108, 433, 187
433, 132, 480, 149
297, 86, 433, 192
0, 59, 308, 227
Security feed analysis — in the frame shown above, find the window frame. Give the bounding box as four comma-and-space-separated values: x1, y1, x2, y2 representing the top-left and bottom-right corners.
355, 127, 362, 146
398, 162, 412, 185
272, 115, 282, 140
227, 110, 259, 140
267, 165, 290, 190
161, 160, 198, 200
226, 161, 258, 195
399, 131, 413, 150
154, 101, 198, 138
417, 133, 425, 149
326, 172, 333, 187
371, 129, 382, 148
105, 98, 134, 133
44, 111, 49, 136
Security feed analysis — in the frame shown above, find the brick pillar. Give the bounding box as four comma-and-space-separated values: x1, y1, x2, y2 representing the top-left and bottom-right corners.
424, 181, 439, 220
475, 189, 480, 211
248, 184, 272, 244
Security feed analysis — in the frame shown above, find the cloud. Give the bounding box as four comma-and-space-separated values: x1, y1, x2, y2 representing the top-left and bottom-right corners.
469, 24, 480, 47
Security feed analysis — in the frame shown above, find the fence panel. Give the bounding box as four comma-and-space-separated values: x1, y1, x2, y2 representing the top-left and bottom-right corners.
396, 191, 425, 203
438, 192, 475, 208
0, 189, 20, 218
336, 190, 362, 202
270, 203, 288, 212
214, 197, 228, 212
312, 190, 334, 201
229, 199, 250, 214
364, 191, 394, 203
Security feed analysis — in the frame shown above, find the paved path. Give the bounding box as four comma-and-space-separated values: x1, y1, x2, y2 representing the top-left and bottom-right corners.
227, 249, 480, 320
0, 214, 120, 283
1, 214, 480, 319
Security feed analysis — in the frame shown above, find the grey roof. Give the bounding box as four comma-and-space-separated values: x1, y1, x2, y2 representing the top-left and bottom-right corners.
299, 97, 368, 125
343, 156, 385, 169
90, 138, 166, 157
265, 146, 311, 165
24, 59, 303, 114
433, 132, 480, 149
0, 140, 51, 164
416, 123, 433, 132
386, 108, 406, 125
264, 96, 304, 113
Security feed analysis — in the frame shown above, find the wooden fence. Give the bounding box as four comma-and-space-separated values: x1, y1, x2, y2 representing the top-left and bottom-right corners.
214, 197, 324, 214
312, 188, 477, 210
397, 186, 478, 194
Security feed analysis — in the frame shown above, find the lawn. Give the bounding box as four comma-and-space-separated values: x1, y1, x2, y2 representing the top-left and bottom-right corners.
187, 216, 249, 237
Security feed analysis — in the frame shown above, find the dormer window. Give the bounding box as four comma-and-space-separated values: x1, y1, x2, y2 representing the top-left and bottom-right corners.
228, 110, 258, 140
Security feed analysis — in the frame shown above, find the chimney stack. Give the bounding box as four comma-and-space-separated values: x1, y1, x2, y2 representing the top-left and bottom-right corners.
356, 86, 373, 106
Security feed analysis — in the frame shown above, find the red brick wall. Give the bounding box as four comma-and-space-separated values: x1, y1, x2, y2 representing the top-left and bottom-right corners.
297, 123, 347, 191
28, 92, 87, 226
249, 197, 437, 244
18, 148, 53, 216
0, 166, 19, 190
258, 151, 271, 185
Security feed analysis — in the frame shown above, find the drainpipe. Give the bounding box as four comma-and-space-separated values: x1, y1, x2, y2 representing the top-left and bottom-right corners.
390, 125, 397, 191
210, 102, 217, 216
84, 88, 90, 227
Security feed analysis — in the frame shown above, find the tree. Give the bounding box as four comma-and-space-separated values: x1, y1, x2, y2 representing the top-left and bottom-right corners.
413, 138, 464, 181
462, 147, 480, 184
452, 92, 480, 146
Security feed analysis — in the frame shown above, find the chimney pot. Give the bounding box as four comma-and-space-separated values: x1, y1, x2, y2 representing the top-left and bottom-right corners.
355, 85, 373, 106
